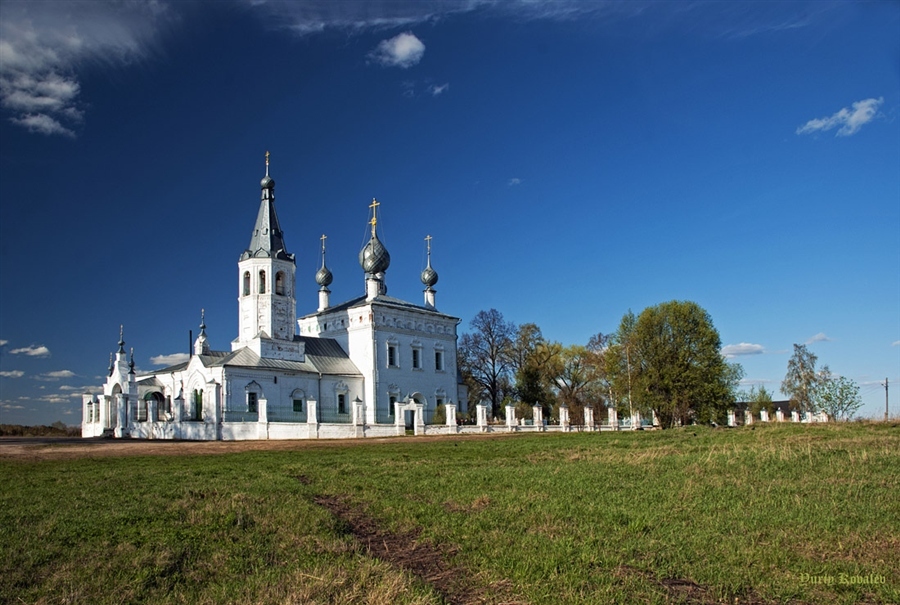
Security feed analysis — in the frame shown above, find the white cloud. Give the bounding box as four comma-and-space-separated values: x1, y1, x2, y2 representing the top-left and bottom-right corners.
9, 345, 51, 357
508, 178, 522, 186
806, 332, 833, 344
796, 98, 884, 137
37, 370, 76, 381
0, 402, 25, 410
151, 352, 190, 366
10, 113, 75, 137
0, 1, 171, 136
370, 32, 425, 68
0, 370, 25, 378
430, 83, 449, 96
38, 395, 70, 404
892, 340, 900, 347
0, 340, 8, 346
721, 343, 765, 358
250, 1, 644, 36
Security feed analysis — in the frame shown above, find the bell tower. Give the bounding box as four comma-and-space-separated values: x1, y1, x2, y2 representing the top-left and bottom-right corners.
235, 152, 297, 345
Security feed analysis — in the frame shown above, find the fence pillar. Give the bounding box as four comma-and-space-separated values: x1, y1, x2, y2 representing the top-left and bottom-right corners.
533, 405, 544, 431
505, 404, 517, 431
307, 398, 319, 439
445, 402, 458, 433
476, 404, 489, 432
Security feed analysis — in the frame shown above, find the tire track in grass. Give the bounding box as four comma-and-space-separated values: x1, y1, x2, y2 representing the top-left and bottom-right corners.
312, 492, 521, 605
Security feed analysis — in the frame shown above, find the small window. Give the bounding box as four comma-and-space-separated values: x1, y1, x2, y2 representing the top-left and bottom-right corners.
338, 393, 346, 414
435, 351, 443, 371
275, 271, 285, 296
258, 270, 266, 293
248, 391, 258, 413
293, 398, 303, 413
389, 396, 396, 415
243, 271, 250, 296
388, 345, 397, 367
412, 348, 420, 369
137, 399, 148, 422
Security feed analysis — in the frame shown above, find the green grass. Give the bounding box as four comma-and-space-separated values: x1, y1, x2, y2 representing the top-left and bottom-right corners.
1, 423, 898, 604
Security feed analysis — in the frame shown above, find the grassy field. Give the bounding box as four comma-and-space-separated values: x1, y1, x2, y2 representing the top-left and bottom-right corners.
1, 422, 897, 604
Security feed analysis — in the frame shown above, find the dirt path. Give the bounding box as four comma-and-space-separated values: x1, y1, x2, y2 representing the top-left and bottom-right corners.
312, 493, 520, 605
0, 432, 519, 462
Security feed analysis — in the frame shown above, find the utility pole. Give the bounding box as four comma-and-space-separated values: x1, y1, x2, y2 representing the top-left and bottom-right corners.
885, 378, 889, 421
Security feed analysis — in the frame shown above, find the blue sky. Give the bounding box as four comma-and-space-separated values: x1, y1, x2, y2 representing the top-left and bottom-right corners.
1, 0, 898, 425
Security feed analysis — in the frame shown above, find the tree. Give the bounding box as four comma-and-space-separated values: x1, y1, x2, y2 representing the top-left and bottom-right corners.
738, 385, 775, 416
548, 344, 598, 423
457, 309, 516, 418
509, 323, 558, 413
817, 375, 863, 420
605, 312, 638, 417
782, 344, 820, 413
619, 301, 742, 428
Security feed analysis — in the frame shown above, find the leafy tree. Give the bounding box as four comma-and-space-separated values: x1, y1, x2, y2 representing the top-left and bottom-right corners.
738, 385, 775, 416
817, 375, 863, 420
605, 312, 638, 416
509, 323, 558, 413
549, 343, 608, 423
781, 344, 820, 413
621, 300, 742, 428
458, 309, 516, 418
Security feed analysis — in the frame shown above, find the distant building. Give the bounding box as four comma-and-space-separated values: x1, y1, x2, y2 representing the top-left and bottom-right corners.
83, 155, 467, 440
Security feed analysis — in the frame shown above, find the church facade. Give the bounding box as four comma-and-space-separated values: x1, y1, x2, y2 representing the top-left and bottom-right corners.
82, 156, 467, 440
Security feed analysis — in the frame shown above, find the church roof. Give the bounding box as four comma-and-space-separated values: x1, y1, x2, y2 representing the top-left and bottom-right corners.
300, 294, 459, 321
240, 157, 293, 262
205, 337, 361, 376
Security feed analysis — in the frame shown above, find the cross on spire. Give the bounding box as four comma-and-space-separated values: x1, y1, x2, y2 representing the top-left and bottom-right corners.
265, 150, 270, 176
369, 198, 379, 235
425, 234, 432, 256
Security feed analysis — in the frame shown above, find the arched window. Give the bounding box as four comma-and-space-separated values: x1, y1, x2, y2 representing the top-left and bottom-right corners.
242, 272, 250, 296
193, 389, 203, 421
275, 271, 285, 296
245, 381, 262, 413
259, 270, 266, 294
292, 389, 305, 413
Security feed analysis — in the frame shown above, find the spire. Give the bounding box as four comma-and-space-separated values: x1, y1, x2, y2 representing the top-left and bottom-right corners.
117, 325, 125, 354
359, 198, 391, 300
315, 234, 333, 288
128, 348, 135, 375
240, 151, 293, 263
194, 308, 210, 355
421, 235, 438, 308
316, 234, 333, 312
359, 198, 391, 275
108, 352, 114, 377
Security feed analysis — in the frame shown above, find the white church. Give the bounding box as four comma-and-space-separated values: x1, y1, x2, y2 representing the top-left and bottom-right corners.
82, 155, 468, 440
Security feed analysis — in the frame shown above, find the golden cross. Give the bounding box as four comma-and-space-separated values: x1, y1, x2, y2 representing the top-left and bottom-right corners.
369, 198, 379, 234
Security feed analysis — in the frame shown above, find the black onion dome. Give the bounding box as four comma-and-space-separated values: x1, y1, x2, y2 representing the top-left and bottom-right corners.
359, 234, 391, 274
421, 262, 438, 287
315, 265, 333, 287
